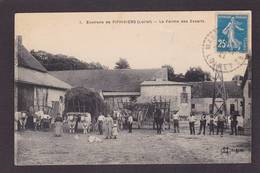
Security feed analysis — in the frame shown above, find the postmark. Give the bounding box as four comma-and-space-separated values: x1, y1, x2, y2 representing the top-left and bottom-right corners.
202, 29, 247, 73
217, 14, 248, 53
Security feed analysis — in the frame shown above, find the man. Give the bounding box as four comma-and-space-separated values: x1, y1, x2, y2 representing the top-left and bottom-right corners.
173, 110, 180, 133
209, 114, 215, 135
230, 111, 238, 135
198, 113, 207, 135
188, 113, 196, 135
128, 112, 133, 133
97, 113, 105, 135
217, 111, 226, 136
104, 114, 113, 139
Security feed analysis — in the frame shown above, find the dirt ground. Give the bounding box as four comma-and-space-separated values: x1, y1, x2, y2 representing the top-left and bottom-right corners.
15, 121, 251, 165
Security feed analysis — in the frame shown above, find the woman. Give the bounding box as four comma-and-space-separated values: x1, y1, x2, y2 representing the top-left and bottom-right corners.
104, 114, 113, 139
54, 114, 63, 137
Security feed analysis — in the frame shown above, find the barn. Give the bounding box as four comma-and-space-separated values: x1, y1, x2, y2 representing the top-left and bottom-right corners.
50, 68, 191, 116
190, 81, 243, 116
14, 36, 72, 114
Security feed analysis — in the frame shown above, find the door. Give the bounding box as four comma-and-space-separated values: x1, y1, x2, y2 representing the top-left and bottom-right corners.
18, 83, 34, 111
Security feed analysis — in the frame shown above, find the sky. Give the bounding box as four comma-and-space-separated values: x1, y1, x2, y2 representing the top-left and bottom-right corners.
15, 11, 251, 80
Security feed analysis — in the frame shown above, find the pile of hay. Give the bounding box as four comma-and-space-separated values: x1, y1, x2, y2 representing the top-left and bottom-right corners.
64, 87, 107, 120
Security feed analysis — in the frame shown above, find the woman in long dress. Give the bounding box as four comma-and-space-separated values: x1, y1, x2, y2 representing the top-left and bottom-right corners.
104, 114, 113, 139
54, 114, 63, 137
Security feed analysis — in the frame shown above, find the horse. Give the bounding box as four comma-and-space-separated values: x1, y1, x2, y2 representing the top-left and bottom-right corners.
154, 108, 164, 134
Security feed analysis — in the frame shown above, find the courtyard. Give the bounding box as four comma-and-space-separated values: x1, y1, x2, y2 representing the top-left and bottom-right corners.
15, 122, 251, 165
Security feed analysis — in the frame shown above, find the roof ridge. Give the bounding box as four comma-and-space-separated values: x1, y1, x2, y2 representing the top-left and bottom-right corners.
50, 68, 165, 73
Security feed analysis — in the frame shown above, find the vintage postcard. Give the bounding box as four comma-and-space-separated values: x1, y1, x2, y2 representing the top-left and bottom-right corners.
14, 11, 252, 165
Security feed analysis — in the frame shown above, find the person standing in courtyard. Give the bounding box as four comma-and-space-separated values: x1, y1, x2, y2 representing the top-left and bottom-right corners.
230, 111, 238, 135
128, 112, 133, 133
217, 111, 226, 136
54, 113, 63, 137
104, 113, 113, 139
189, 113, 196, 135
173, 110, 180, 133
198, 113, 207, 135
209, 114, 215, 135
97, 113, 105, 135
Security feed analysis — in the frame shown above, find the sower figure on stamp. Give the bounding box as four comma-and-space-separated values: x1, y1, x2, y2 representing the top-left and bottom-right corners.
222, 17, 244, 51
198, 113, 207, 135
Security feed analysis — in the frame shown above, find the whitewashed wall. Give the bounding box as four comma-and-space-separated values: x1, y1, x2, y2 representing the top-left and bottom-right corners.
139, 85, 191, 117
47, 88, 67, 107
191, 97, 243, 115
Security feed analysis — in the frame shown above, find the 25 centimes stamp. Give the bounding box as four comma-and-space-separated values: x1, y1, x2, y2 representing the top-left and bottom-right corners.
217, 14, 248, 53
202, 14, 249, 73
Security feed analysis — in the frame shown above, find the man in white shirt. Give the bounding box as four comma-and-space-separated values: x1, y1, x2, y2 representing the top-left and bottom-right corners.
173, 110, 180, 133
128, 113, 133, 133
97, 114, 105, 135
188, 113, 196, 135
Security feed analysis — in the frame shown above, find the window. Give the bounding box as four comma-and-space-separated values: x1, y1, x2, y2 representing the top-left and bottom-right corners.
191, 104, 195, 109
209, 104, 213, 114
182, 86, 186, 92
181, 93, 188, 103
230, 104, 235, 114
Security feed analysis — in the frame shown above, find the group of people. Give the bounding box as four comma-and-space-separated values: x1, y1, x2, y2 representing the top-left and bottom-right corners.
96, 110, 134, 139
188, 111, 240, 136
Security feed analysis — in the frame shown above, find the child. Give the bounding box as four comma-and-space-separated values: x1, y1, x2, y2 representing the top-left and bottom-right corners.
112, 123, 118, 139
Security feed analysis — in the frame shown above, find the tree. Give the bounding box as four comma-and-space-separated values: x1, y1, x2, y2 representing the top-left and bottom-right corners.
30, 50, 108, 71
184, 67, 211, 82
114, 58, 130, 69
162, 65, 175, 81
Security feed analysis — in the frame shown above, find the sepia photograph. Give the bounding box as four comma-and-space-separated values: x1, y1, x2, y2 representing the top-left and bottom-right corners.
14, 11, 252, 165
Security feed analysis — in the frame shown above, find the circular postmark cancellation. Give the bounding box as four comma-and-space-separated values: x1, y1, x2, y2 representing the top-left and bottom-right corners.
202, 29, 247, 73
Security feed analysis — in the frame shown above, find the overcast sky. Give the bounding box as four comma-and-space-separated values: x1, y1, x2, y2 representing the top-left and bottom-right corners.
15, 11, 251, 80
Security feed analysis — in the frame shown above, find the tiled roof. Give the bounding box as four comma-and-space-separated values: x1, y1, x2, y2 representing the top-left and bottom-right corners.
18, 44, 47, 72
50, 68, 167, 92
190, 81, 243, 98
16, 67, 72, 90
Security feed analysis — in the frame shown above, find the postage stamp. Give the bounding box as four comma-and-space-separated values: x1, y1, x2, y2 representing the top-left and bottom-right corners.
217, 14, 248, 53
202, 29, 247, 73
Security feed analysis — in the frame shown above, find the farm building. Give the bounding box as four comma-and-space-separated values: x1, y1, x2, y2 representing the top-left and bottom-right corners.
14, 36, 72, 114
50, 68, 191, 116
190, 81, 243, 116
242, 55, 252, 135
138, 80, 191, 117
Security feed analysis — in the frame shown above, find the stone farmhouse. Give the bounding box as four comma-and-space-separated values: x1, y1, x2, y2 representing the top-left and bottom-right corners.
14, 36, 72, 114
